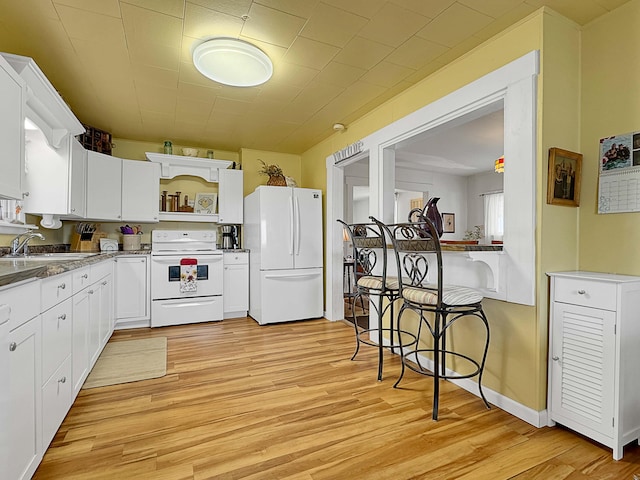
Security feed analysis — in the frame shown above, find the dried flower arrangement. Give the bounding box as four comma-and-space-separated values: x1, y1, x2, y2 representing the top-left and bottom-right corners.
258, 159, 287, 186
258, 159, 283, 177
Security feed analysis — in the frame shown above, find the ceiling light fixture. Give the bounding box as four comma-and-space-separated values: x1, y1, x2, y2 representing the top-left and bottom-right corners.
192, 38, 273, 87
495, 155, 504, 173
333, 123, 346, 131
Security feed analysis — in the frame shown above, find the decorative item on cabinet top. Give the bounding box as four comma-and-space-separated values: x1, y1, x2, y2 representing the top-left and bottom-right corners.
77, 124, 112, 155
258, 159, 286, 186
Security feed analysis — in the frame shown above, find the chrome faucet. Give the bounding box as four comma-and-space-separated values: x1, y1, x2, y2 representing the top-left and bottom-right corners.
9, 232, 45, 256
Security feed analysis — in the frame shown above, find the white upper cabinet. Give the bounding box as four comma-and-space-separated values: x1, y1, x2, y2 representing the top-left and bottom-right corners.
86, 151, 160, 222
1, 53, 83, 149
0, 54, 25, 200
121, 160, 160, 223
1, 53, 84, 222
86, 151, 122, 221
68, 137, 87, 218
218, 168, 243, 224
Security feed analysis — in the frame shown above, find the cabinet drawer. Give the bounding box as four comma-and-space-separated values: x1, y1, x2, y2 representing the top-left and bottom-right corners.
72, 266, 91, 294
0, 280, 40, 331
41, 272, 73, 312
554, 277, 617, 311
41, 298, 72, 383
91, 260, 113, 281
42, 355, 72, 450
224, 252, 248, 265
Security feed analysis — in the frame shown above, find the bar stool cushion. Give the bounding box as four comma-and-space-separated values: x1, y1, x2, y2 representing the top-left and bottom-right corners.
403, 284, 483, 306
357, 275, 399, 291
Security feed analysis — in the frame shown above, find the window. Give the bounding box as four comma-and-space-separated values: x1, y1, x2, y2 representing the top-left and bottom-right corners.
484, 192, 504, 239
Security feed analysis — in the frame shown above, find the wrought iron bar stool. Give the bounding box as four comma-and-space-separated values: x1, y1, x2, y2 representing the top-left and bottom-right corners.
372, 217, 491, 420
338, 220, 417, 381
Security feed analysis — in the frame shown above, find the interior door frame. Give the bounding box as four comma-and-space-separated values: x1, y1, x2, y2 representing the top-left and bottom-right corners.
325, 50, 539, 321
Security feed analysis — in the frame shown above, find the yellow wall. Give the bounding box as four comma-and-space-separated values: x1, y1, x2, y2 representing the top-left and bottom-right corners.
301, 8, 585, 411
579, 0, 640, 273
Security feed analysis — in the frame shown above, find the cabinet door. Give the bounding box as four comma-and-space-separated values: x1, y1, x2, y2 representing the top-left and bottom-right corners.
0, 55, 25, 200
86, 151, 122, 220
550, 302, 616, 437
41, 356, 72, 450
22, 127, 71, 215
88, 286, 101, 368
68, 137, 87, 217
218, 168, 243, 224
0, 306, 9, 475
223, 254, 248, 316
115, 256, 148, 322
41, 298, 72, 383
121, 160, 160, 222
72, 288, 90, 397
98, 274, 114, 348
9, 316, 42, 480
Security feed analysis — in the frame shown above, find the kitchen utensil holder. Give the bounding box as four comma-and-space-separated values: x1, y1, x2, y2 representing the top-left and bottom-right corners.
122, 234, 142, 251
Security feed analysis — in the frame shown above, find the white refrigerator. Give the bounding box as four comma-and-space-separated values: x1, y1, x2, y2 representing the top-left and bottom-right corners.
244, 186, 323, 325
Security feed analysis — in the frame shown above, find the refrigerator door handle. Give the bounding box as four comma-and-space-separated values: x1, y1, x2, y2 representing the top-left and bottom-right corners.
295, 195, 301, 255
288, 196, 294, 255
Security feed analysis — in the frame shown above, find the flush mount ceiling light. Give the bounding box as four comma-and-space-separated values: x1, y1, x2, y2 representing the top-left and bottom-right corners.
495, 155, 504, 173
192, 38, 273, 87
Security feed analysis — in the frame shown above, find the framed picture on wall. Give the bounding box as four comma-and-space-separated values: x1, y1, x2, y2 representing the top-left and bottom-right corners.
547, 147, 582, 207
442, 213, 455, 233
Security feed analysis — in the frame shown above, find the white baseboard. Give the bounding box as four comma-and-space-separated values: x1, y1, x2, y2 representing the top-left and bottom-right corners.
406, 350, 548, 428
114, 318, 151, 330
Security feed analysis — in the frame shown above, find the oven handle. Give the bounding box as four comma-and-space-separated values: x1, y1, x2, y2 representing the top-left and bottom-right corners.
156, 299, 220, 308
151, 256, 223, 265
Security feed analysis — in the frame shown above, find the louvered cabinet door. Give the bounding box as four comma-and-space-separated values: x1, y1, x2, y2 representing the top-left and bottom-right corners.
550, 302, 616, 438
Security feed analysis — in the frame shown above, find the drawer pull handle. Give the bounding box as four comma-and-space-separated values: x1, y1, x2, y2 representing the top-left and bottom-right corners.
58, 376, 66, 384
102, 281, 108, 286
577, 289, 586, 295
88, 290, 94, 295
552, 356, 559, 361
58, 313, 67, 320
82, 274, 88, 279
58, 283, 66, 290
9, 342, 17, 352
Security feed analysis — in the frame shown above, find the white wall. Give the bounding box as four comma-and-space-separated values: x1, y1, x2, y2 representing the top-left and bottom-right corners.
467, 170, 504, 234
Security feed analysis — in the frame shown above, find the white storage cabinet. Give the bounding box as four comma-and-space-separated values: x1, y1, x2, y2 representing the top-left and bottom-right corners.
86, 153, 160, 222
218, 168, 244, 224
0, 53, 25, 200
2, 280, 42, 480
223, 251, 249, 318
547, 271, 640, 460
115, 255, 150, 329
40, 272, 74, 450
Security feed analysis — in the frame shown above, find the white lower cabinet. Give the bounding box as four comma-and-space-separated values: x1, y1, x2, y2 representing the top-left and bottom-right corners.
115, 255, 150, 329
4, 259, 116, 478
72, 284, 90, 396
9, 315, 42, 480
2, 279, 42, 480
223, 251, 249, 318
547, 271, 640, 460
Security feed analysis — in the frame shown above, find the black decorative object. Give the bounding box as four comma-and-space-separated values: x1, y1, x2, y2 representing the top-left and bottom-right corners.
408, 197, 443, 238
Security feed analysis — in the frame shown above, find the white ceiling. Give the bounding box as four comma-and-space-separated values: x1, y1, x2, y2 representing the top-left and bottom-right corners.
0, 0, 629, 154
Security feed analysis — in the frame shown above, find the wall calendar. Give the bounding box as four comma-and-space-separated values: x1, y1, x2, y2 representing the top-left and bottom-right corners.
598, 131, 640, 214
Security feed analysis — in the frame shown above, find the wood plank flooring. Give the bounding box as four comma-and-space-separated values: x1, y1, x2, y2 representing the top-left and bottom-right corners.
34, 317, 640, 479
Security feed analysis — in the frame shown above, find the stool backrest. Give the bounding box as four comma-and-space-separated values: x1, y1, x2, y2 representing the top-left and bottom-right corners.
338, 220, 389, 288
372, 217, 444, 304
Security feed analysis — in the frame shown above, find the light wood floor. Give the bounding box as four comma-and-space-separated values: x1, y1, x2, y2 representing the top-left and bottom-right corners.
35, 317, 640, 479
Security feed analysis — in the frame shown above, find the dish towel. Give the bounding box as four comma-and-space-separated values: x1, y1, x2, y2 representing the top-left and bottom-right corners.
180, 258, 198, 293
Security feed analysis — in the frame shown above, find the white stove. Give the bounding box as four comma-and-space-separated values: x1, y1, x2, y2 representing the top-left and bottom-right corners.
150, 230, 224, 327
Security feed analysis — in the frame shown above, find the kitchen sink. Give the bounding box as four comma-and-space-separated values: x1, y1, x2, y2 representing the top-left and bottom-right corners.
0, 252, 99, 262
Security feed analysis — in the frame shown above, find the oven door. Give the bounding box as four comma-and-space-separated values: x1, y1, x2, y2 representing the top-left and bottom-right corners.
151, 253, 223, 299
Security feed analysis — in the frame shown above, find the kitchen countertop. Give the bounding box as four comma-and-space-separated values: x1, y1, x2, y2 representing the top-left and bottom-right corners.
0, 250, 150, 289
